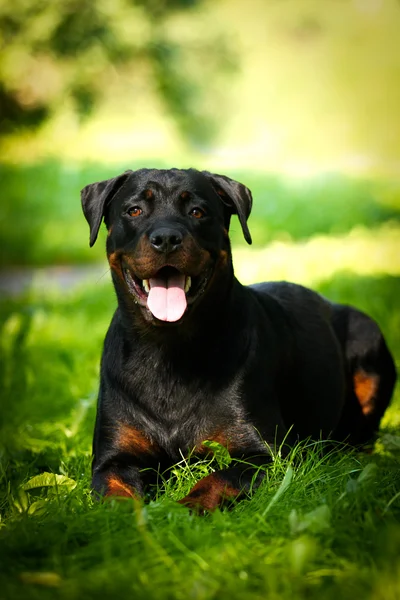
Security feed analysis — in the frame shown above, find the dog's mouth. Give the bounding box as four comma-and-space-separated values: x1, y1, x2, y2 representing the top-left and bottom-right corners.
122, 264, 210, 323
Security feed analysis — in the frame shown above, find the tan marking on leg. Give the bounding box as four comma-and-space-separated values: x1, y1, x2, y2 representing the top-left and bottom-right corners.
196, 421, 255, 456
117, 423, 157, 456
354, 370, 379, 416
197, 429, 231, 454
106, 475, 137, 499
178, 473, 240, 512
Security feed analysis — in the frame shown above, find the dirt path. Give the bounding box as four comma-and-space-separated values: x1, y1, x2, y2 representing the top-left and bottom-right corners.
0, 264, 109, 297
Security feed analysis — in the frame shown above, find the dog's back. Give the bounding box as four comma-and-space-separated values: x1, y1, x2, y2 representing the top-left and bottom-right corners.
252, 281, 396, 445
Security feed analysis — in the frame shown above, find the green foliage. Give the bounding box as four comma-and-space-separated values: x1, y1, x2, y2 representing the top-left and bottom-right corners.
0, 0, 236, 142
201, 441, 232, 469
241, 171, 400, 243
12, 473, 77, 517
0, 161, 399, 267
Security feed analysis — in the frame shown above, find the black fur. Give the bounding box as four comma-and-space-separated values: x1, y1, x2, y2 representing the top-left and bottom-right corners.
81, 168, 397, 511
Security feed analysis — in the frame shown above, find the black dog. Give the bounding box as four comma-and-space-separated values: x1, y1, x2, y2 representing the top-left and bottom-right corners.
81, 168, 396, 511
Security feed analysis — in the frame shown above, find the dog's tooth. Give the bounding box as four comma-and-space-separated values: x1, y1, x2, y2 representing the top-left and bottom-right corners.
143, 279, 150, 293
184, 276, 191, 293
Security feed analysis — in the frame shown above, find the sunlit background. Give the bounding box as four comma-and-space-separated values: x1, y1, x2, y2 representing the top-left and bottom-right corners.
1, 0, 400, 290
0, 0, 400, 169
2, 0, 400, 171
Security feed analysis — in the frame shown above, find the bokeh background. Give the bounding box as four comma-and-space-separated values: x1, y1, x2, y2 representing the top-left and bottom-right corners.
1, 0, 400, 279
2, 0, 400, 168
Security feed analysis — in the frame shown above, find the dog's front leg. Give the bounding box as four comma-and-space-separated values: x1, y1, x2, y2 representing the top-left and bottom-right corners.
178, 453, 272, 513
91, 455, 146, 500
91, 415, 159, 500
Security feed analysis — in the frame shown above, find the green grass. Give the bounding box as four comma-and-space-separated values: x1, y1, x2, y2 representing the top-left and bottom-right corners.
0, 273, 399, 600
1, 161, 399, 266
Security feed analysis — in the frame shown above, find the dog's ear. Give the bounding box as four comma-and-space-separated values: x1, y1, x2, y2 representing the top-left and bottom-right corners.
81, 171, 132, 247
202, 171, 253, 244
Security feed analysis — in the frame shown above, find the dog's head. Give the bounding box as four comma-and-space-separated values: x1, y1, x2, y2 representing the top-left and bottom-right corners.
81, 168, 252, 325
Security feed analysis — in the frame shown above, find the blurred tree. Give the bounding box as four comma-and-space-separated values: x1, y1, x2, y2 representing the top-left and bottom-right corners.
0, 0, 236, 144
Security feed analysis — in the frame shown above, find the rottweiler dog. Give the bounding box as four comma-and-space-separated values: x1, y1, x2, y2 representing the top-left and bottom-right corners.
81, 168, 396, 511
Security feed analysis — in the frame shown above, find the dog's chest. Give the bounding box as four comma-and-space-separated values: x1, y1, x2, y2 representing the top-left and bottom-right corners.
125, 357, 248, 459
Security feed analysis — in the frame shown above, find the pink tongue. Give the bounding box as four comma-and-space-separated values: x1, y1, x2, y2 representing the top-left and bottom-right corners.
147, 272, 187, 322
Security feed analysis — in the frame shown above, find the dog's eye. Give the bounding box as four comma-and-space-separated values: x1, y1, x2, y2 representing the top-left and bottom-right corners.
128, 207, 143, 217
189, 207, 205, 219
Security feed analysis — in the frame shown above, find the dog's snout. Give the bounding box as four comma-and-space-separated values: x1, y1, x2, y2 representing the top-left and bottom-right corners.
149, 227, 183, 254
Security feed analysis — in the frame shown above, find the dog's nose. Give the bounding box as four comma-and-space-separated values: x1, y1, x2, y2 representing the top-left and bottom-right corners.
149, 227, 183, 253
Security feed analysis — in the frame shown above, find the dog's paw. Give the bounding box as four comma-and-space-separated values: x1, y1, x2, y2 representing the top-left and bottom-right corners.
178, 473, 241, 513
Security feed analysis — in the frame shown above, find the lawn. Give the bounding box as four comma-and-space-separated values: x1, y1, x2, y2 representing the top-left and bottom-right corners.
0, 164, 399, 599
1, 161, 400, 266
